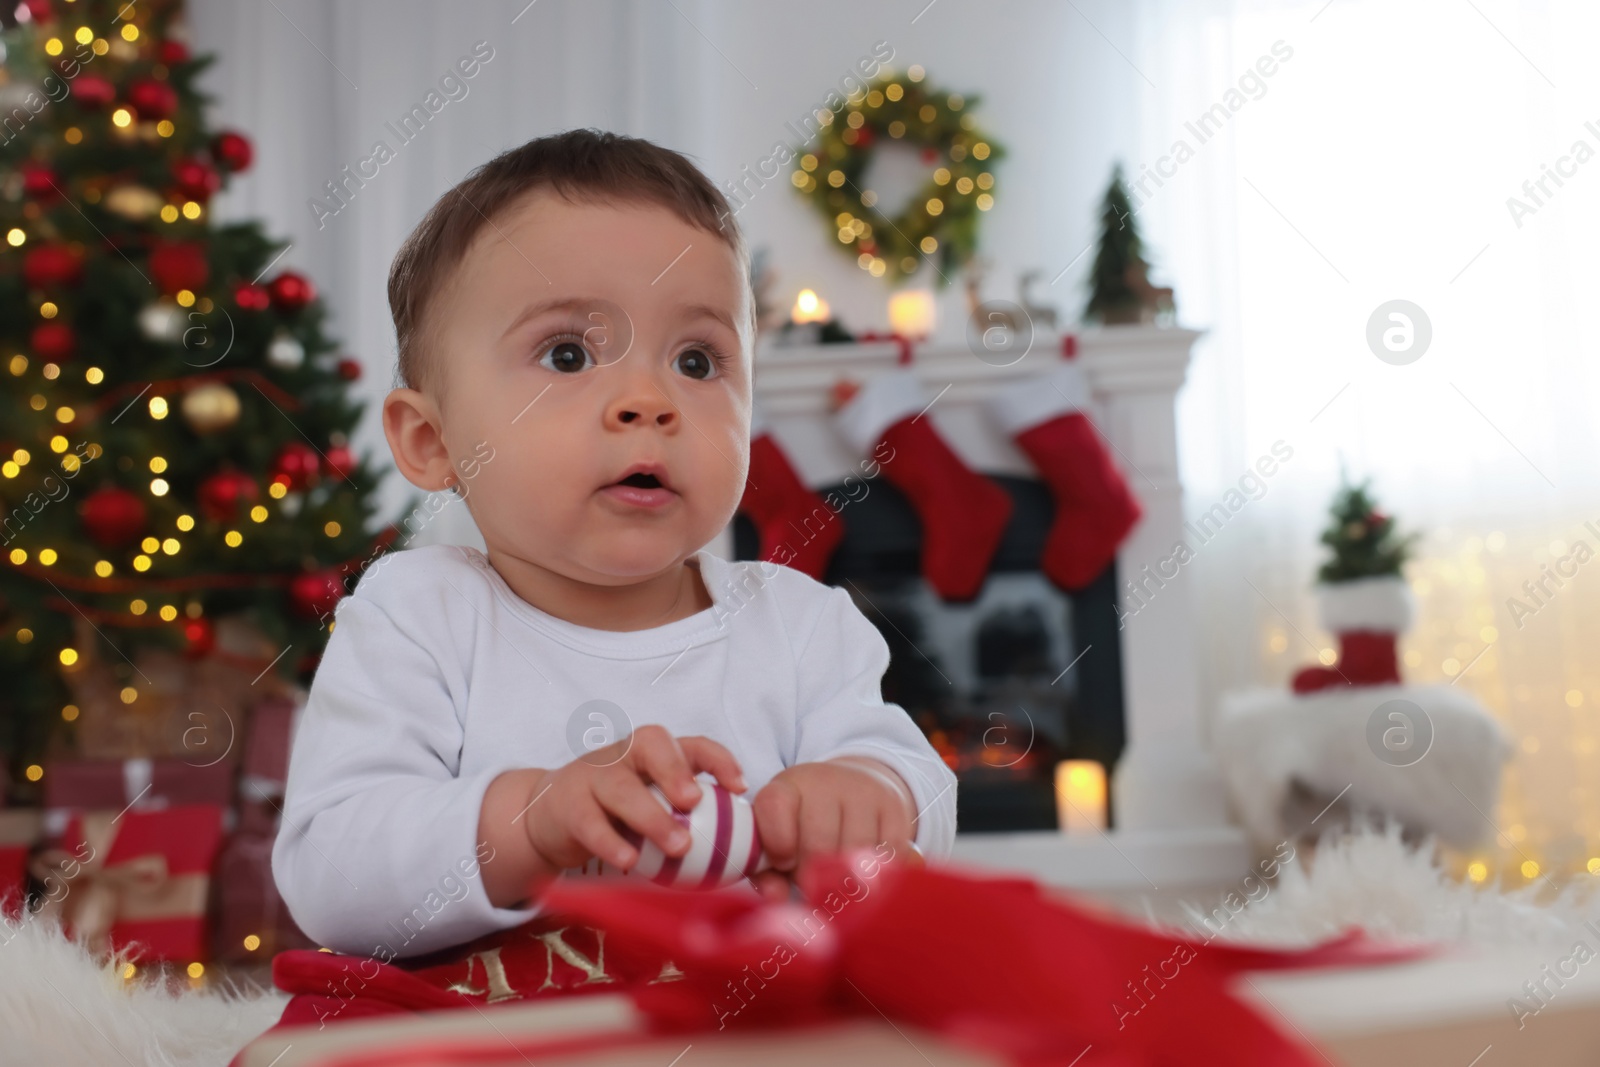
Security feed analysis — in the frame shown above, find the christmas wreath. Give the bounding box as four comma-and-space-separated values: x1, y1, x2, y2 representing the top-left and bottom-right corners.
791, 66, 1002, 286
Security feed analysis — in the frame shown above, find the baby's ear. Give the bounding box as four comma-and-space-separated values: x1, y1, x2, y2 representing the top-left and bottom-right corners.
382, 387, 455, 491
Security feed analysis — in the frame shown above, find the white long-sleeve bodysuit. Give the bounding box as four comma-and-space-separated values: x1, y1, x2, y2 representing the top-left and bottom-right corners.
272, 544, 958, 958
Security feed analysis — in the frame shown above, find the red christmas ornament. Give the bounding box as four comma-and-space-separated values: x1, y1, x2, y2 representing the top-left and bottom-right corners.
211, 131, 253, 173
23, 244, 84, 288
233, 282, 271, 311
31, 321, 76, 363
335, 357, 362, 381
197, 470, 258, 523
287, 570, 346, 622
80, 486, 147, 550
149, 241, 209, 295
322, 444, 357, 481
272, 442, 320, 490
21, 163, 61, 201
855, 127, 875, 149
22, 0, 53, 25
171, 157, 221, 202
267, 271, 316, 313
72, 75, 116, 109
920, 146, 940, 164
158, 39, 190, 66
127, 78, 179, 120
182, 617, 215, 659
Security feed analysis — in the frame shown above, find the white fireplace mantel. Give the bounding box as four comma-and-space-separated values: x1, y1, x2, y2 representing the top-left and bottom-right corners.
728, 325, 1251, 891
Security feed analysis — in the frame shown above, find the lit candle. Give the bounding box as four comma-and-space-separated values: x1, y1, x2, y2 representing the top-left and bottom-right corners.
1056, 760, 1107, 834
888, 289, 936, 340
791, 288, 830, 324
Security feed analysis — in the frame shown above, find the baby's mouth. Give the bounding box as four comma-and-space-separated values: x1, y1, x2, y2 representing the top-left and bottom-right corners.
600, 466, 678, 509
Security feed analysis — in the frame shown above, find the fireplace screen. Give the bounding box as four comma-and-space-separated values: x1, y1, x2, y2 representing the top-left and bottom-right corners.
734, 473, 1127, 833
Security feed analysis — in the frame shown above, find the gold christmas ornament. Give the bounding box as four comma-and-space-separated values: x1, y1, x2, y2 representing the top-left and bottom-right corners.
181, 382, 241, 433
104, 184, 164, 221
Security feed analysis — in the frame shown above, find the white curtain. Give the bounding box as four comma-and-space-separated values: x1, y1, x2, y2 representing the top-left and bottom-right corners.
1133, 0, 1600, 876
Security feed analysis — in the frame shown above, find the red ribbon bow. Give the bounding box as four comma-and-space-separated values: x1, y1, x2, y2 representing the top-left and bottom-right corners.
536, 850, 1423, 1067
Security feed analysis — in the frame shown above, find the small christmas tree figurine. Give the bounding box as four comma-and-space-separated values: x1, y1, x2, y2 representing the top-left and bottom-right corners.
1315, 480, 1417, 583
1083, 164, 1174, 325
1292, 479, 1420, 695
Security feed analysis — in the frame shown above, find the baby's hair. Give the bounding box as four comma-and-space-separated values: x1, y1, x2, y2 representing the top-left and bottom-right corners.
387, 128, 751, 393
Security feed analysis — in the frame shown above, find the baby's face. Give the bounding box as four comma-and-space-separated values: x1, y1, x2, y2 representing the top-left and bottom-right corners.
400, 190, 752, 585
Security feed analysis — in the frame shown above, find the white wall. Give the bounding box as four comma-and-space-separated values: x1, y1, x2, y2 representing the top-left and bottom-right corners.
188, 0, 1144, 542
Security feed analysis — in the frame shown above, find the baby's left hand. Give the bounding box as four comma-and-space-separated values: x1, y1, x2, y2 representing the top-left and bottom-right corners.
750, 756, 922, 901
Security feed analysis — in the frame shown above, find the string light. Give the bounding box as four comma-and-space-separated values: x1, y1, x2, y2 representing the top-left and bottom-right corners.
268, 482, 288, 499
132, 554, 152, 571
9, 356, 26, 375
93, 560, 112, 577
8, 548, 24, 564
324, 521, 341, 537
61, 705, 78, 722
149, 456, 167, 473
40, 302, 57, 318
37, 549, 55, 565
59, 648, 77, 666
141, 537, 159, 553
120, 687, 138, 704
157, 120, 175, 138
224, 530, 242, 547
112, 108, 132, 128
161, 538, 180, 555
5, 229, 23, 247
250, 505, 268, 523
243, 935, 261, 951
16, 629, 32, 643
158, 605, 178, 621
149, 396, 169, 419
54, 406, 73, 423
25, 765, 42, 782
176, 514, 194, 531
130, 599, 146, 615
176, 289, 195, 307
186, 963, 204, 979
150, 478, 169, 496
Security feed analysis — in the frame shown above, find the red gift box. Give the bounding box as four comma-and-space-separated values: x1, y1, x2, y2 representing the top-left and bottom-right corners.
240, 694, 301, 803
42, 758, 234, 837
0, 809, 41, 919
31, 803, 226, 962
212, 826, 315, 962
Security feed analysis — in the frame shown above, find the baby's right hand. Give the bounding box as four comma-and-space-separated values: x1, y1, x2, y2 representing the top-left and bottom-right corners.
525, 724, 746, 878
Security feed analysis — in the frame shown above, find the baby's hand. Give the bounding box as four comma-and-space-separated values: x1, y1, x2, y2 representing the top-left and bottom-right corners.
524, 725, 745, 882
750, 756, 922, 901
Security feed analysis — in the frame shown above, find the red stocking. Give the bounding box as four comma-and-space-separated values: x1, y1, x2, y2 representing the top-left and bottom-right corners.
1291, 578, 1412, 694
990, 357, 1140, 592
836, 368, 1012, 601
737, 406, 843, 580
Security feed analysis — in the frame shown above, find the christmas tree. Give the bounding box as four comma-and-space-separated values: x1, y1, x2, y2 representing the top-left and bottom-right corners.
1084, 164, 1162, 325
0, 0, 389, 788
1315, 479, 1416, 583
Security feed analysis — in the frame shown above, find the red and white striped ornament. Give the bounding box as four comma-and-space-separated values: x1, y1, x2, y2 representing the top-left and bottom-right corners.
572, 773, 768, 889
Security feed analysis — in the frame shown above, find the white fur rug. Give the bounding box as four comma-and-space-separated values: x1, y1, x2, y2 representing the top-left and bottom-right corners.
5, 825, 1597, 1065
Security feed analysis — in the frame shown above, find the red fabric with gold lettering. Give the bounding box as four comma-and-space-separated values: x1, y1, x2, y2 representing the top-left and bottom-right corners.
259, 852, 1426, 1066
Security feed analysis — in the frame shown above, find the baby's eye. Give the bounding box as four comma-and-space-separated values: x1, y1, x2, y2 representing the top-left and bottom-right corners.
538, 340, 596, 374
673, 346, 720, 381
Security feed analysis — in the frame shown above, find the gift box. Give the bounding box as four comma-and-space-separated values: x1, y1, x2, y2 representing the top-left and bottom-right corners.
42, 757, 234, 839
31, 803, 226, 962
0, 809, 41, 919
239, 693, 301, 805
63, 614, 297, 761
211, 824, 315, 962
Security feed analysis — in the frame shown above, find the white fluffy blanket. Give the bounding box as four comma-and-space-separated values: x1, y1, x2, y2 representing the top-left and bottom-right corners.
3, 825, 1594, 1065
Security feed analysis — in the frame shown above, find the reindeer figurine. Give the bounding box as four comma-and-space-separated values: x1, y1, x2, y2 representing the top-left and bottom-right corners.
1123, 260, 1175, 324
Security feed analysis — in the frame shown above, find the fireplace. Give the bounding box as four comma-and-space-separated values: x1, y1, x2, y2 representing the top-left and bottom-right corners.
733, 473, 1127, 833
720, 326, 1252, 890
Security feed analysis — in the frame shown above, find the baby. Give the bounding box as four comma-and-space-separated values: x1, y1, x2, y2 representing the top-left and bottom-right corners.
272, 129, 958, 959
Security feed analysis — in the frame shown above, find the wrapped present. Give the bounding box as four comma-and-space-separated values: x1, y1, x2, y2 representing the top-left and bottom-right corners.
243, 849, 1422, 1066
63, 613, 297, 761
0, 809, 42, 919
42, 757, 235, 839
211, 825, 315, 963
238, 692, 303, 812
31, 803, 225, 962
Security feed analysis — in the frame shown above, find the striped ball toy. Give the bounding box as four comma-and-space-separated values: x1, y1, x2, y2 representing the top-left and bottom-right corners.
571, 773, 768, 889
